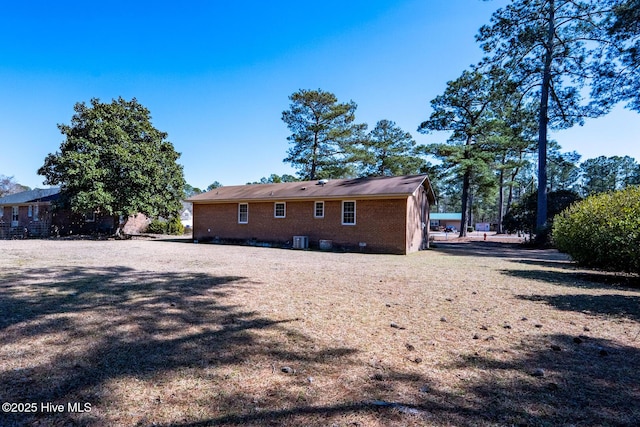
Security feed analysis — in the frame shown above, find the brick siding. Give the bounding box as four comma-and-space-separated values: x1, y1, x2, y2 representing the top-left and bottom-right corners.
0, 204, 52, 238
193, 197, 414, 254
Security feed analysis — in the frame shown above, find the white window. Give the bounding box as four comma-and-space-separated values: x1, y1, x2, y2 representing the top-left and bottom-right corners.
11, 206, 19, 226
84, 211, 96, 222
238, 203, 248, 224
274, 202, 286, 218
314, 201, 324, 218
33, 205, 39, 222
342, 201, 356, 225
28, 205, 33, 217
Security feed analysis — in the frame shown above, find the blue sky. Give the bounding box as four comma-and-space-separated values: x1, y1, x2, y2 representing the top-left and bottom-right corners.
1, 0, 639, 190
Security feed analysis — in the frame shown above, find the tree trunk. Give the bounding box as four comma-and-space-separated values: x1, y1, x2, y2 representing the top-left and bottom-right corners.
459, 135, 473, 238
115, 215, 129, 239
459, 169, 470, 238
310, 132, 319, 180
497, 167, 505, 234
506, 165, 520, 217
536, 0, 554, 232
468, 190, 474, 232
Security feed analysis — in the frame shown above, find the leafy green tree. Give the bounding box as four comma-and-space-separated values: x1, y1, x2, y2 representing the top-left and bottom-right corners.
247, 174, 299, 185
184, 184, 203, 198
547, 145, 581, 192
38, 97, 185, 236
470, 177, 500, 227
580, 155, 639, 195
282, 89, 366, 180
429, 170, 463, 213
206, 181, 223, 191
419, 162, 460, 212
485, 89, 538, 233
503, 189, 582, 243
418, 69, 496, 237
508, 162, 537, 207
477, 0, 618, 232
354, 120, 423, 177
605, 0, 640, 111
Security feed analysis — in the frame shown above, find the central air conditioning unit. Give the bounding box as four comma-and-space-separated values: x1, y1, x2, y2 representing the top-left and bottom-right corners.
292, 235, 309, 249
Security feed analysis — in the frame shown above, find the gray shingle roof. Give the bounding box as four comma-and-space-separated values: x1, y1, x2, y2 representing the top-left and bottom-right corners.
0, 187, 60, 205
188, 175, 435, 203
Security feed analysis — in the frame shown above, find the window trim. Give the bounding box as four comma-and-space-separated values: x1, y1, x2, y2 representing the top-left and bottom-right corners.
84, 210, 96, 223
11, 206, 19, 226
274, 202, 286, 218
314, 201, 324, 218
238, 203, 248, 224
342, 200, 356, 225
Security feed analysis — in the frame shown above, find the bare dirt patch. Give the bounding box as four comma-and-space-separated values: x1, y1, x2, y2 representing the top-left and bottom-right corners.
1, 239, 639, 426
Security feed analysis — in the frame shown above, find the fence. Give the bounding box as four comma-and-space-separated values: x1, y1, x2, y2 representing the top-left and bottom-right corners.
0, 221, 52, 239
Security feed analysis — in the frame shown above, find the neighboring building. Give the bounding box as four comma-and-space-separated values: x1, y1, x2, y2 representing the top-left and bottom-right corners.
180, 201, 193, 229
188, 174, 436, 254
0, 188, 60, 238
429, 212, 462, 231
0, 188, 147, 238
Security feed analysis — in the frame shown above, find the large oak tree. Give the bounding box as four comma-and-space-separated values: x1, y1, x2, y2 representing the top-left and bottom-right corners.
38, 97, 185, 236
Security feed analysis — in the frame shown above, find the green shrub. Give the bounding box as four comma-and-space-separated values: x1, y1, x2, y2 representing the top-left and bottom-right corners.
146, 217, 184, 235
166, 216, 184, 235
552, 186, 640, 274
146, 219, 167, 234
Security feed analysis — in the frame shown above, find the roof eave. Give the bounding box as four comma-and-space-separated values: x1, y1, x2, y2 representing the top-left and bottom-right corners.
421, 175, 437, 205
190, 193, 414, 204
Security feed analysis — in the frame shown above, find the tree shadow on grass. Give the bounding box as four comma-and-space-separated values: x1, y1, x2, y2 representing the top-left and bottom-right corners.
439, 334, 640, 426
434, 241, 570, 262
0, 266, 241, 333
0, 266, 359, 426
153, 334, 640, 427
515, 257, 583, 270
3, 265, 639, 426
503, 268, 640, 291
518, 293, 640, 322
436, 241, 640, 290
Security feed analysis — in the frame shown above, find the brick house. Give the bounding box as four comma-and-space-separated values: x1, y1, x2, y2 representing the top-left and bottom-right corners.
0, 188, 59, 238
188, 174, 436, 254
0, 187, 148, 238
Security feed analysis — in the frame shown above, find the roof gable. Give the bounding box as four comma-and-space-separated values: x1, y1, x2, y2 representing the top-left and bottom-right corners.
189, 174, 435, 203
0, 187, 60, 205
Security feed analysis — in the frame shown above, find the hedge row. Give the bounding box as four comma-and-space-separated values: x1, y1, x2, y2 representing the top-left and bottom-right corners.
552, 186, 640, 274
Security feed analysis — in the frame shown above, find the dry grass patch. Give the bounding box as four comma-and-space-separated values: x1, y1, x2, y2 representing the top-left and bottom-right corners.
1, 239, 639, 426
